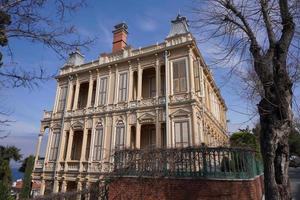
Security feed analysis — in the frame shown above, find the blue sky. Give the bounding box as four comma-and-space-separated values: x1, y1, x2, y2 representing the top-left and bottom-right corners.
0, 0, 262, 165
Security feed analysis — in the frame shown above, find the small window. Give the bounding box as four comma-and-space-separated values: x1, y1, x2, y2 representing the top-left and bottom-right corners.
115, 121, 125, 149
57, 86, 67, 112
49, 131, 60, 161
173, 59, 187, 93
174, 121, 190, 148
98, 77, 108, 105
118, 73, 128, 102
93, 126, 104, 161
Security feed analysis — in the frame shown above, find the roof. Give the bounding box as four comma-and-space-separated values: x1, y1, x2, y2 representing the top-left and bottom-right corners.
167, 14, 190, 37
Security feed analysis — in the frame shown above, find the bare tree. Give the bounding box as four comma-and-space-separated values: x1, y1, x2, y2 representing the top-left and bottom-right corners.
192, 0, 299, 199
0, 0, 94, 134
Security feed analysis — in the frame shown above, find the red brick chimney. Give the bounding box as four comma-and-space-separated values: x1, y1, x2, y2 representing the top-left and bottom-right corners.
112, 23, 128, 53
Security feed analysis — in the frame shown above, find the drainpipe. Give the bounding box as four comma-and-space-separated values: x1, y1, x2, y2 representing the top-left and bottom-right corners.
164, 50, 171, 148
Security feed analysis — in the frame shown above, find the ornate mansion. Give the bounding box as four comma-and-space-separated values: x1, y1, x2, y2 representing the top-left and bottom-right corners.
32, 15, 228, 195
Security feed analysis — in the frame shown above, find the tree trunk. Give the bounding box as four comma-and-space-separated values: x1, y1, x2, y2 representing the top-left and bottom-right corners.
258, 55, 293, 199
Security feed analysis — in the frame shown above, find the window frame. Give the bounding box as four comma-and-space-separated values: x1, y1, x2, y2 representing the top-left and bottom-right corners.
93, 125, 104, 161
57, 86, 68, 112
173, 120, 190, 148
118, 72, 128, 102
171, 57, 188, 94
115, 121, 125, 150
98, 76, 108, 106
49, 131, 60, 161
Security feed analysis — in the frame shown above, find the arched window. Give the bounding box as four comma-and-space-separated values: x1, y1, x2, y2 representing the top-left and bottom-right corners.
93, 122, 104, 161
115, 121, 125, 150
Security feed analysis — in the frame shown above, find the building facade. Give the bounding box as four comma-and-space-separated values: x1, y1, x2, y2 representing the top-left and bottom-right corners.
32, 15, 228, 195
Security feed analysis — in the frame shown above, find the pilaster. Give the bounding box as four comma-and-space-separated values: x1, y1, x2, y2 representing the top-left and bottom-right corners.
86, 71, 94, 108
155, 56, 161, 100
137, 60, 143, 101
34, 133, 43, 169
155, 109, 161, 148
128, 62, 133, 102
73, 75, 80, 110
188, 46, 195, 97
66, 76, 74, 110
94, 69, 101, 106
114, 65, 119, 104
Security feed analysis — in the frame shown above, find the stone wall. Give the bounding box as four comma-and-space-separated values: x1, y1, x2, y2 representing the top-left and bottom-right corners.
108, 176, 264, 200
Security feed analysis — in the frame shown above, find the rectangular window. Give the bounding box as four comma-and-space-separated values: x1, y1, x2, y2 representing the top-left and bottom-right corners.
49, 132, 60, 161
118, 73, 128, 102
57, 86, 67, 112
174, 121, 190, 148
93, 128, 104, 161
194, 60, 201, 92
115, 125, 125, 149
98, 77, 108, 105
173, 59, 187, 93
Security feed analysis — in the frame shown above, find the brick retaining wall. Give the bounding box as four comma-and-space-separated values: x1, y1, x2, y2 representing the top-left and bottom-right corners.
108, 175, 264, 200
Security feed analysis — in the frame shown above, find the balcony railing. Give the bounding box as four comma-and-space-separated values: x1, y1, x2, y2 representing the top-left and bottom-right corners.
42, 110, 52, 120
112, 147, 263, 179
35, 158, 44, 169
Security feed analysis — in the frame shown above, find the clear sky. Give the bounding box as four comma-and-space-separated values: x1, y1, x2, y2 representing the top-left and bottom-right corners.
0, 0, 268, 165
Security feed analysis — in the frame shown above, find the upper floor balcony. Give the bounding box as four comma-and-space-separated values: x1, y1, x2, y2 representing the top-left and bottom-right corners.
59, 33, 193, 76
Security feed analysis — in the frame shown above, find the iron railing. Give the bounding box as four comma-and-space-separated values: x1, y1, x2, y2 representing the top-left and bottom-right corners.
112, 147, 263, 179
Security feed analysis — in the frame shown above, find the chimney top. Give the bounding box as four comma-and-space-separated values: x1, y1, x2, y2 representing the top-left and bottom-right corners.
113, 22, 128, 33
112, 22, 128, 53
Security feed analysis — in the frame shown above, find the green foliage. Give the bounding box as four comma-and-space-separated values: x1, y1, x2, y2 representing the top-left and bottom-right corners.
0, 146, 22, 200
19, 155, 35, 199
230, 130, 260, 151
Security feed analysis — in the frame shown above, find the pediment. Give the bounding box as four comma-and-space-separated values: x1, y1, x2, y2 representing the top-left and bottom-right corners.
71, 121, 84, 130
51, 123, 61, 130
138, 113, 156, 123
170, 109, 191, 117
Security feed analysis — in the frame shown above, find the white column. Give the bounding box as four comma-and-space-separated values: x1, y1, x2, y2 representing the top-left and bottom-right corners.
155, 109, 161, 148
107, 66, 113, 105
113, 66, 119, 104
126, 112, 131, 148
44, 129, 53, 164
188, 46, 195, 97
136, 118, 141, 149
76, 181, 82, 200
155, 58, 161, 100
87, 71, 94, 108
61, 180, 67, 192
89, 119, 96, 163
66, 77, 74, 111
137, 61, 143, 101
53, 85, 60, 113
95, 69, 101, 106
65, 129, 74, 161
191, 104, 200, 146
40, 179, 45, 195
103, 116, 112, 162
128, 64, 133, 102
53, 179, 59, 193
73, 76, 80, 110
34, 133, 43, 168
80, 125, 88, 171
